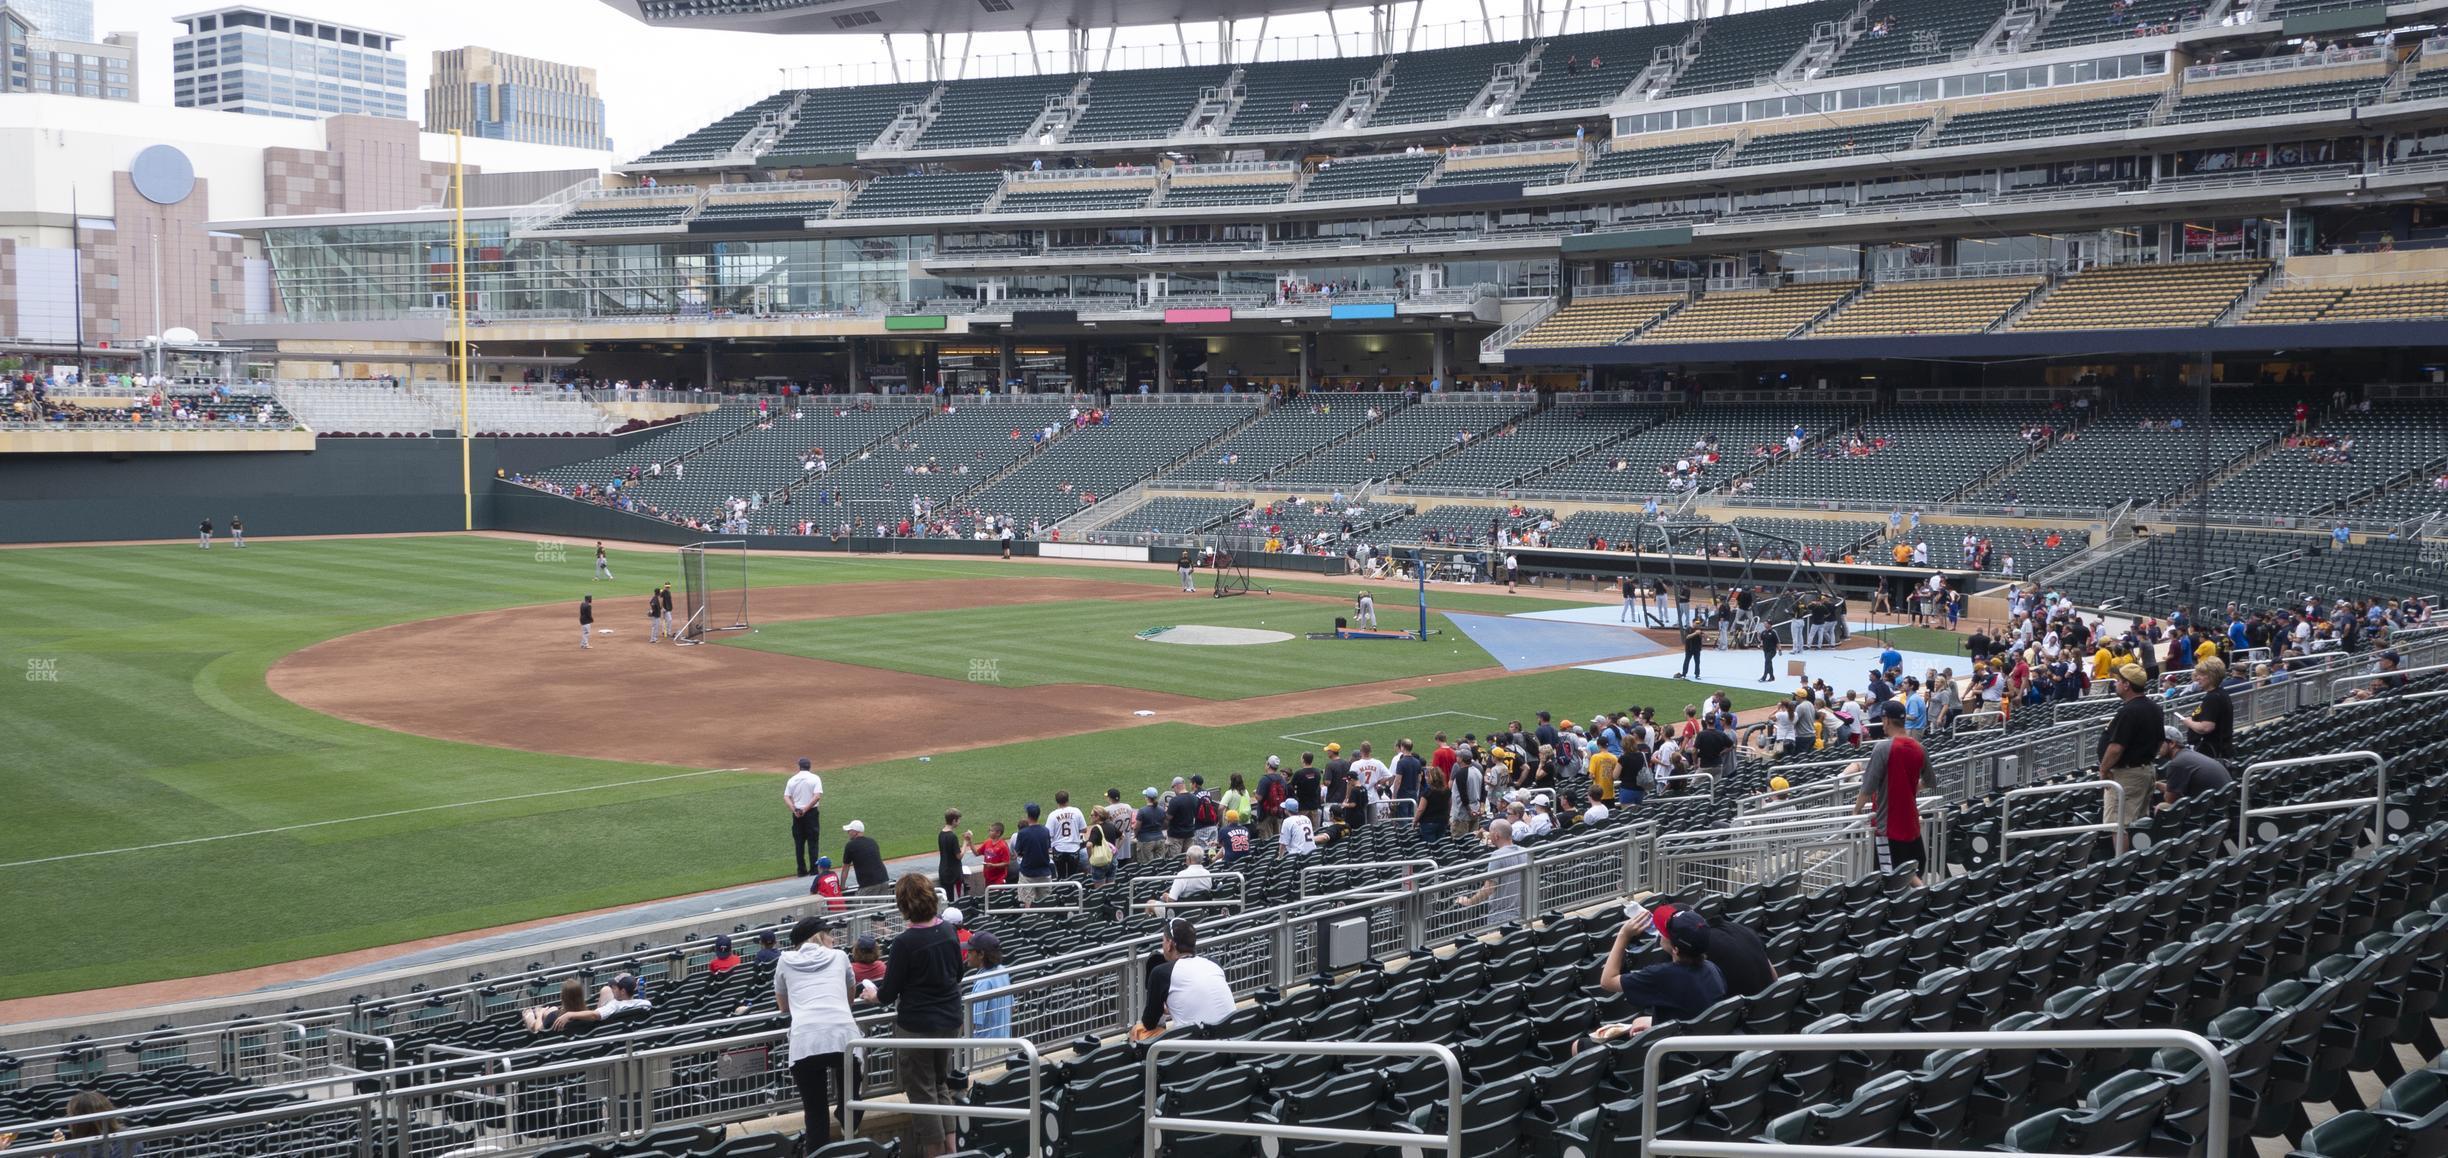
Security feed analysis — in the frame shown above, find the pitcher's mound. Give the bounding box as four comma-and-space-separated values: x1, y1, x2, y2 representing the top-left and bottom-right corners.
1138, 625, 1295, 646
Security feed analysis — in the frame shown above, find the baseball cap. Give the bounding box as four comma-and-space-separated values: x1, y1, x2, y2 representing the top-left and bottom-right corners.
612, 972, 640, 996
1266, 755, 1281, 768
1769, 776, 1790, 791
798, 758, 812, 770
967, 930, 1001, 956
2164, 725, 2187, 745
1144, 787, 1160, 799
1224, 809, 1241, 823
1665, 909, 1712, 948
1878, 700, 1908, 721
756, 930, 777, 947
1284, 801, 1301, 812
842, 819, 866, 833
943, 906, 964, 926
1025, 802, 1041, 817
854, 933, 878, 951
712, 934, 734, 953
1324, 742, 1342, 753
816, 855, 832, 869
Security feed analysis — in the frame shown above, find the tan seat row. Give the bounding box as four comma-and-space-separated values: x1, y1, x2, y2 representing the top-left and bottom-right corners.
1811, 277, 2043, 337
2240, 279, 2448, 325
1635, 282, 1858, 343
2011, 262, 2268, 331
1510, 295, 1686, 347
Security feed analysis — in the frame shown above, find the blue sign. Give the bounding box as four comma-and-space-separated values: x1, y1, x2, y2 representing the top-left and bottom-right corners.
1328, 302, 1397, 320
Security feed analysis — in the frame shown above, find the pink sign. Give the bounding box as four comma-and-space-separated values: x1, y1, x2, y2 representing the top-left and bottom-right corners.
1163, 307, 1233, 324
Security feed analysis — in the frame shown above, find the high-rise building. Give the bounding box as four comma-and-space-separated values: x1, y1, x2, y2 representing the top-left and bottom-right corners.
172, 6, 407, 121
0, 7, 136, 101
2, 0, 92, 42
425, 47, 609, 151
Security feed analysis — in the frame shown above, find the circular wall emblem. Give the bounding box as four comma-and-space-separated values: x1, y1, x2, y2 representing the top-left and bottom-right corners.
131, 144, 196, 206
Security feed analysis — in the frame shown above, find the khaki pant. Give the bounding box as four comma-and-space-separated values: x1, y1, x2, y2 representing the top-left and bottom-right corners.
2106, 768, 2156, 825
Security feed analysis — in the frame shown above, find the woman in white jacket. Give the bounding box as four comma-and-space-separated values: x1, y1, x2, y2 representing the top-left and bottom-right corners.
776, 916, 860, 1155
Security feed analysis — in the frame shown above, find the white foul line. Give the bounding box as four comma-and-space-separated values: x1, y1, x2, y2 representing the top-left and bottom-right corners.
0, 767, 749, 869
1276, 711, 1501, 744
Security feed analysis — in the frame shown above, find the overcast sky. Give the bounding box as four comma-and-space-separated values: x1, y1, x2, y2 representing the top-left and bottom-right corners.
92, 0, 1720, 158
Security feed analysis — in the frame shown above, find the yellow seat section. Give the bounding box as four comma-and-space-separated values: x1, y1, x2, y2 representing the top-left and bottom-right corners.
1634, 281, 1858, 343
2011, 261, 2269, 331
1509, 294, 1687, 347
1811, 277, 2043, 337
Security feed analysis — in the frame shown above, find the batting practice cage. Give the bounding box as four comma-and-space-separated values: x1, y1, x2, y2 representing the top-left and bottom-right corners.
676, 540, 751, 643
1211, 534, 1266, 598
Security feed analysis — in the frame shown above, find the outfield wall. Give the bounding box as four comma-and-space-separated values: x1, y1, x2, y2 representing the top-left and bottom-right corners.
0, 437, 622, 545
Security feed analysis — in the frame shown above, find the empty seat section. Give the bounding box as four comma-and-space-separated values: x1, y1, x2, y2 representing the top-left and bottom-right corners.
1432, 157, 1579, 188
1579, 138, 1728, 181
1973, 388, 2291, 506
764, 83, 934, 157
1372, 41, 1531, 125
2398, 67, 2448, 102
2039, 0, 2198, 47
1068, 67, 1228, 141
1929, 92, 2160, 147
2011, 261, 2268, 331
2242, 285, 2349, 324
1509, 294, 1685, 347
693, 187, 849, 226
1742, 405, 2050, 502
1404, 405, 1664, 489
960, 406, 1255, 526
1667, 0, 1847, 94
1511, 24, 1690, 112
839, 171, 1005, 219
1636, 281, 1857, 343
1522, 404, 1854, 495
915, 74, 1081, 149
1731, 118, 1926, 167
1299, 153, 1439, 202
2316, 279, 2448, 323
995, 184, 1153, 214
1160, 180, 1292, 206
2167, 75, 2379, 123
535, 202, 694, 231
1266, 401, 1530, 490
1164, 394, 1399, 485
635, 92, 793, 163
2207, 401, 2448, 517
1092, 496, 1253, 536
1226, 57, 1384, 135
1811, 277, 2040, 337
1831, 0, 2011, 74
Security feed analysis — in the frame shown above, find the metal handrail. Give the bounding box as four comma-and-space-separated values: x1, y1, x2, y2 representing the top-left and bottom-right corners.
981, 879, 1088, 914
2237, 749, 2387, 849
1145, 1039, 1462, 1154
1640, 1030, 2230, 1158
2000, 779, 2125, 849
1299, 857, 1439, 897
845, 1035, 1042, 1156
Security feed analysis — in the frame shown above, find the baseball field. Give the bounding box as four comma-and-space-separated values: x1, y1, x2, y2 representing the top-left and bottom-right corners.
0, 534, 1780, 1002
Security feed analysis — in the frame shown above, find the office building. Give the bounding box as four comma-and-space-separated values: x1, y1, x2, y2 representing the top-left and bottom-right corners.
0, 6, 135, 100
425, 46, 609, 151
3, 0, 91, 41
172, 6, 407, 120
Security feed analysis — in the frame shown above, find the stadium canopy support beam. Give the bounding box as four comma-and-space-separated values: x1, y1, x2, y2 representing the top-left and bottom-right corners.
1432, 328, 1447, 384
998, 336, 1013, 388
1476, 0, 1496, 43
882, 34, 902, 84
1158, 332, 1172, 393
1298, 332, 1314, 391
1403, 1, 1426, 52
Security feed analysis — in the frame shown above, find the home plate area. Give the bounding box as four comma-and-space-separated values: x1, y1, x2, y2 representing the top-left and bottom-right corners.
1136, 624, 1297, 646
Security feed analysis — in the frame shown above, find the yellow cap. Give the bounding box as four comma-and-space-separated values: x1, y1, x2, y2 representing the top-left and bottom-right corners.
1770, 776, 1790, 792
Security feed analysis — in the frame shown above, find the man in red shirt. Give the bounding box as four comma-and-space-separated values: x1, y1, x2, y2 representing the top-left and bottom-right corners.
1431, 733, 1458, 782
977, 821, 1013, 889
1853, 701, 1934, 885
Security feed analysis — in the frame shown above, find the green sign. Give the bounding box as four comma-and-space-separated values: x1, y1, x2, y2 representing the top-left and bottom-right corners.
883, 314, 948, 331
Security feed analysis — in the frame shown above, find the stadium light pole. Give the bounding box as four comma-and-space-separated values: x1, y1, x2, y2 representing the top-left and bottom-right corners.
453, 132, 472, 531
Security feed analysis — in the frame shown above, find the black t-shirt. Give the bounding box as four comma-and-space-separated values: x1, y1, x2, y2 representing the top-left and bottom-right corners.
2101, 695, 2165, 767
845, 834, 889, 888
2191, 686, 2235, 760
1967, 632, 1991, 662
1702, 920, 1776, 998
1693, 729, 1734, 764
579, 601, 593, 624
1292, 768, 1323, 812
1167, 793, 1199, 838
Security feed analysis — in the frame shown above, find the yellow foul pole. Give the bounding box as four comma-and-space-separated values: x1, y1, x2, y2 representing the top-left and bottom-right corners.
454, 132, 471, 530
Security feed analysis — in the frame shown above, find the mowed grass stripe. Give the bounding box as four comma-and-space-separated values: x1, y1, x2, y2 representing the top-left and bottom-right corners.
726, 598, 1499, 698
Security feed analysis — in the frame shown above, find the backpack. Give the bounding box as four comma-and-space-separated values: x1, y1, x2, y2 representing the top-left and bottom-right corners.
1257, 774, 1288, 819
1195, 792, 1220, 826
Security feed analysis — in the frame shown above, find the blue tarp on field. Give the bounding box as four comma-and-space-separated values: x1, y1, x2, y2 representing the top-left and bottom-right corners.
1447, 612, 1669, 672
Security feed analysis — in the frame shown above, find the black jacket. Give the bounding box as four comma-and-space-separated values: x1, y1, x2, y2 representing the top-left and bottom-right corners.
872, 922, 966, 1034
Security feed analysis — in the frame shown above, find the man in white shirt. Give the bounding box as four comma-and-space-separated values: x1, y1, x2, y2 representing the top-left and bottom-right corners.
1349, 742, 1390, 800
1047, 791, 1087, 879
1133, 918, 1235, 1040
1145, 845, 1215, 915
1278, 801, 1316, 855
784, 758, 824, 877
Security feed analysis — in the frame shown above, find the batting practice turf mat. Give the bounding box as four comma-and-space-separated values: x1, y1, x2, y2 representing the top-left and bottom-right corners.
0, 535, 1777, 999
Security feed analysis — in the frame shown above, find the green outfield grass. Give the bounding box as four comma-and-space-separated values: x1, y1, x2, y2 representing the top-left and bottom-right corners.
0, 535, 1751, 999
724, 598, 1499, 698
